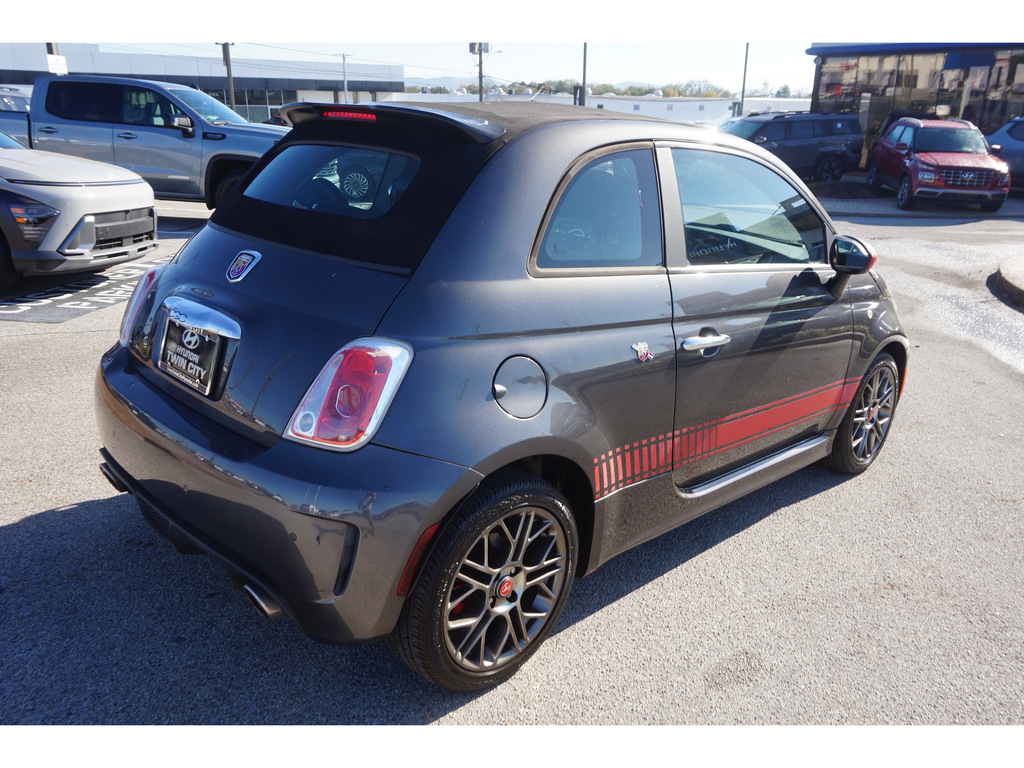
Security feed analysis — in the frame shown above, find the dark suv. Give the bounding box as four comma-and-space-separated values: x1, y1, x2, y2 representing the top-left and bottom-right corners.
97, 102, 908, 691
868, 117, 1010, 211
722, 112, 864, 181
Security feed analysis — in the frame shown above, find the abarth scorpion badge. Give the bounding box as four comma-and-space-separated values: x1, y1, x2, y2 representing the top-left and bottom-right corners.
227, 251, 262, 282
631, 342, 655, 362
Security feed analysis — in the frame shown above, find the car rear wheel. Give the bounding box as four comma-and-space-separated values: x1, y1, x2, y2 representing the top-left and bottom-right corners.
826, 353, 900, 474
816, 156, 844, 182
389, 471, 578, 691
896, 176, 916, 210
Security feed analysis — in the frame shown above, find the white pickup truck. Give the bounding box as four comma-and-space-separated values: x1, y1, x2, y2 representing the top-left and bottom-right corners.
0, 75, 288, 208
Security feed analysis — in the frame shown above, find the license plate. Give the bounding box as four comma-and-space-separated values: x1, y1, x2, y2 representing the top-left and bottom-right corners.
158, 317, 221, 395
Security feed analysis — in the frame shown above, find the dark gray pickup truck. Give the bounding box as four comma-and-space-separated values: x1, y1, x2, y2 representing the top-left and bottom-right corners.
0, 75, 288, 207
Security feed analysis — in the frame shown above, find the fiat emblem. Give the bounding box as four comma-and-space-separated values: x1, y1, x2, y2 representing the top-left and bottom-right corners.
497, 577, 514, 598
226, 250, 262, 282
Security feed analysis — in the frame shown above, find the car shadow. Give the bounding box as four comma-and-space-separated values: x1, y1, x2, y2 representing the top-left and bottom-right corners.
0, 462, 848, 724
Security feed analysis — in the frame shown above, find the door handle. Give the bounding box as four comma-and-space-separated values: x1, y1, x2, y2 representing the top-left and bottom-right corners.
117, 131, 138, 140
682, 333, 731, 352
38, 126, 59, 134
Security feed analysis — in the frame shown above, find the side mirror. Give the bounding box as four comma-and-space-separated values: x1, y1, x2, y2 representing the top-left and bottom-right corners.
828, 235, 878, 298
990, 144, 1002, 154
754, 135, 767, 145
172, 115, 195, 137
895, 142, 909, 152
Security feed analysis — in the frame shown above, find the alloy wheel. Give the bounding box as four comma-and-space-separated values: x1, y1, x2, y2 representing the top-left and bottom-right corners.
443, 506, 569, 672
850, 364, 897, 463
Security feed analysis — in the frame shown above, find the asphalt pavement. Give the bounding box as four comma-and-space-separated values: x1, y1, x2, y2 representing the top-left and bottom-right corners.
816, 181, 1024, 309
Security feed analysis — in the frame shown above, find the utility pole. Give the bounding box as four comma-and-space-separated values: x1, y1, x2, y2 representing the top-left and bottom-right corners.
219, 42, 236, 110
478, 45, 484, 102
739, 42, 749, 117
580, 43, 587, 107
342, 53, 349, 104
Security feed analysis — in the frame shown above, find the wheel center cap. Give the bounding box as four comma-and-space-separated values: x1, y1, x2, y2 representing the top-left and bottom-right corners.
497, 577, 514, 598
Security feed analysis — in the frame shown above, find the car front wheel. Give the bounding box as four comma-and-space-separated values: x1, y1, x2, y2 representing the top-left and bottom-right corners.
389, 471, 578, 691
826, 353, 900, 474
896, 176, 917, 210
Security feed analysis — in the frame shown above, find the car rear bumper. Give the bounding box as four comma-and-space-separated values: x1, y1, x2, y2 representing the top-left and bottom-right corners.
95, 344, 482, 644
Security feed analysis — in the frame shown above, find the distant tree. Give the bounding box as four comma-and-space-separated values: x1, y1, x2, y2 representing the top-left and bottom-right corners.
663, 86, 679, 98
775, 84, 792, 98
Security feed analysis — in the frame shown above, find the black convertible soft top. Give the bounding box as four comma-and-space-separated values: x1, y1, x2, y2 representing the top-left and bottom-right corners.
211, 102, 664, 272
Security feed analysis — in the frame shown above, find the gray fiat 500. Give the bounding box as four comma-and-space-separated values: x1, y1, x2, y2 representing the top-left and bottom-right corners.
96, 102, 909, 691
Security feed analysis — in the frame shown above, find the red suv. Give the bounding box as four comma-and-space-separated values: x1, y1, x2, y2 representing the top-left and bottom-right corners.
868, 118, 1010, 212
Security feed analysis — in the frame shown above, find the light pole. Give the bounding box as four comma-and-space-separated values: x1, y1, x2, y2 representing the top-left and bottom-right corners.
218, 42, 236, 110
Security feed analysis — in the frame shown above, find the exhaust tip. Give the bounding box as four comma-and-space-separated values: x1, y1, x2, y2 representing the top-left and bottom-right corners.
242, 583, 284, 622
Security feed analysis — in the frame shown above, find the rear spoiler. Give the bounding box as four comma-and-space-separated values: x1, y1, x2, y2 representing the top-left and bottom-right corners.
280, 103, 506, 144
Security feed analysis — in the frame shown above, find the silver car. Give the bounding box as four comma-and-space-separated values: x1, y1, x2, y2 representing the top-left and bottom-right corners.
0, 129, 158, 291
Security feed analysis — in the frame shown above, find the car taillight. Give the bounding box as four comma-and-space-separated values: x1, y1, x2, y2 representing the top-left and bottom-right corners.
286, 338, 412, 452
119, 264, 165, 347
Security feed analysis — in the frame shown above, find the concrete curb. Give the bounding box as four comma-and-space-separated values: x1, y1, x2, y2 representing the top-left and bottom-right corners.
996, 255, 1024, 308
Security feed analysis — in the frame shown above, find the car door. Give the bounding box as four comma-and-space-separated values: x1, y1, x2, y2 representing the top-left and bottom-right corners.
659, 144, 855, 493
35, 80, 116, 163
113, 85, 202, 198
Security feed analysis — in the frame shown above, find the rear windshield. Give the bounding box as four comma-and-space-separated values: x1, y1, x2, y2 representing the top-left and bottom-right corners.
243, 144, 420, 219
211, 120, 498, 272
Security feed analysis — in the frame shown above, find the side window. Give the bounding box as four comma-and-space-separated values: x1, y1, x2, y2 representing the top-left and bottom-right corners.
122, 87, 186, 127
886, 124, 906, 144
536, 148, 662, 269
790, 121, 814, 139
759, 122, 786, 142
671, 148, 827, 266
45, 81, 119, 122
1008, 122, 1024, 141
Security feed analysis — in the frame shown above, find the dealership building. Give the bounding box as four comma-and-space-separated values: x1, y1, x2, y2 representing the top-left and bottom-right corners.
808, 43, 1024, 135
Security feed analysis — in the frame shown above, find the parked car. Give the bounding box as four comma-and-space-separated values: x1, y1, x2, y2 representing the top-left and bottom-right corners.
868, 117, 1010, 211
985, 116, 1024, 188
721, 111, 864, 181
0, 129, 158, 291
0, 85, 31, 112
96, 102, 909, 691
0, 75, 288, 208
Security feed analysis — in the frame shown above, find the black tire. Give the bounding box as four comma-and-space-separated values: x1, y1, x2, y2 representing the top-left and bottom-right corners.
816, 156, 844, 182
0, 236, 19, 294
866, 161, 881, 191
896, 175, 917, 210
826, 353, 900, 475
213, 170, 246, 207
338, 164, 376, 202
389, 471, 578, 691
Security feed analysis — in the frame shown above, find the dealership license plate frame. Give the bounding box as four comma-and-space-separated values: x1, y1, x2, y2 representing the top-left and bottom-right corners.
158, 316, 222, 396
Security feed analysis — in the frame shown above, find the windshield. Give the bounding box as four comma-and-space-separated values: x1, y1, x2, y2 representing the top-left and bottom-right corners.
169, 88, 249, 124
0, 130, 25, 148
722, 120, 765, 140
916, 127, 989, 154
